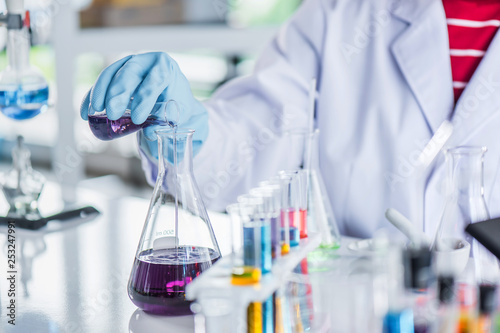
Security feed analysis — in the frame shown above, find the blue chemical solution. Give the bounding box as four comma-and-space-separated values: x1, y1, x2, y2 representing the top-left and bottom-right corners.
243, 221, 272, 274
383, 309, 414, 333
271, 216, 280, 261
263, 296, 274, 333
282, 227, 300, 247
0, 86, 49, 120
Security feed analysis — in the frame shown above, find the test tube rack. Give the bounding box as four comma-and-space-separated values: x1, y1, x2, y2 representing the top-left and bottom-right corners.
186, 232, 322, 331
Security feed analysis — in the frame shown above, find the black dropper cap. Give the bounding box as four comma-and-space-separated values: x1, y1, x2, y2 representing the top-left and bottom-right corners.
438, 275, 455, 304
479, 284, 497, 315
404, 247, 433, 290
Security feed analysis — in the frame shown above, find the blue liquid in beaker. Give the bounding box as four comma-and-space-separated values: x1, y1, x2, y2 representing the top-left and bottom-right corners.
0, 86, 49, 120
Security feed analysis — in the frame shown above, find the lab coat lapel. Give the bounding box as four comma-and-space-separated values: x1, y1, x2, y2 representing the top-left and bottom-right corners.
390, 0, 454, 133
448, 28, 500, 146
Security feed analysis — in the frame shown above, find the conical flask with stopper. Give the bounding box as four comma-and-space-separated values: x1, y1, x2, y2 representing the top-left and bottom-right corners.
128, 128, 221, 315
432, 146, 499, 283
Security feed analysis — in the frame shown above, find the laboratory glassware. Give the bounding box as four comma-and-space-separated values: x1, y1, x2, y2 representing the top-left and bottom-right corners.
430, 275, 459, 333
238, 194, 272, 274
382, 246, 414, 333
0, 16, 49, 120
227, 202, 263, 285
128, 128, 221, 315
0, 136, 45, 219
476, 284, 497, 333
250, 185, 282, 261
260, 178, 291, 255
88, 100, 175, 141
403, 247, 433, 333
432, 147, 500, 284
278, 170, 306, 247
284, 129, 342, 251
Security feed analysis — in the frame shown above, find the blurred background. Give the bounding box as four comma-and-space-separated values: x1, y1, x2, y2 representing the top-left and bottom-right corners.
0, 0, 302, 196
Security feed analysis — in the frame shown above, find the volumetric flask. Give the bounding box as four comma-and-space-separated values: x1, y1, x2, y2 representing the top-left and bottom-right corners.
88, 99, 176, 141
128, 128, 221, 315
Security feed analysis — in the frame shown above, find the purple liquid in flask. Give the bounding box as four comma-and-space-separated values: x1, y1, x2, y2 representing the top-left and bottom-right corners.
128, 246, 220, 315
88, 114, 174, 141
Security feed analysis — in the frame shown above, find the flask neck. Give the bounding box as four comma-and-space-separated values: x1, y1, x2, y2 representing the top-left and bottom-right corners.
157, 130, 194, 174
7, 28, 30, 72
446, 149, 485, 198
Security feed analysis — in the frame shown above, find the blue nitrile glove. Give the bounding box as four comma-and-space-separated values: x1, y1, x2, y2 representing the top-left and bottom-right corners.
80, 52, 208, 160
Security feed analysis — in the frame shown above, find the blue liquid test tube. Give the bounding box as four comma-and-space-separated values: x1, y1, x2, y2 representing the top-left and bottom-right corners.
263, 296, 274, 333
250, 185, 282, 263
227, 203, 262, 285
238, 195, 272, 275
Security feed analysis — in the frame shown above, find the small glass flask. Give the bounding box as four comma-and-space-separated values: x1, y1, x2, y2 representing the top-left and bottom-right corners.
0, 136, 45, 219
0, 21, 49, 120
128, 128, 221, 315
432, 146, 499, 283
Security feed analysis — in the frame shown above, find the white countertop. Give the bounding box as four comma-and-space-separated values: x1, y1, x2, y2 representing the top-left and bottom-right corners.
0, 180, 363, 333
0, 181, 238, 333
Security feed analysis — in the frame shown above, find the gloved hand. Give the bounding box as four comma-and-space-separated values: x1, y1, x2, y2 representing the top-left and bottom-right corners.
80, 52, 209, 160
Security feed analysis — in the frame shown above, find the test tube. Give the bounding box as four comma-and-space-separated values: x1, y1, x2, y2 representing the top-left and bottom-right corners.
247, 302, 263, 333
382, 246, 414, 333
250, 185, 281, 262
228, 202, 262, 285
296, 170, 308, 239
279, 171, 305, 247
238, 195, 272, 275
261, 178, 291, 255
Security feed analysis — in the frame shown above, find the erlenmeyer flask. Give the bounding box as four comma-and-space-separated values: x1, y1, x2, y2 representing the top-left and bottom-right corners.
88, 100, 173, 141
306, 130, 341, 250
432, 147, 499, 282
128, 128, 221, 315
283, 129, 342, 252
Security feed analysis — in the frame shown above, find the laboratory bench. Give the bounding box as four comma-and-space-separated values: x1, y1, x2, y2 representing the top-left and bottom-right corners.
0, 177, 362, 333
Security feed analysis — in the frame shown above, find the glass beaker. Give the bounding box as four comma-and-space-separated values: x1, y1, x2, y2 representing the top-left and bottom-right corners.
432, 146, 499, 283
0, 25, 49, 120
0, 136, 45, 219
128, 128, 221, 315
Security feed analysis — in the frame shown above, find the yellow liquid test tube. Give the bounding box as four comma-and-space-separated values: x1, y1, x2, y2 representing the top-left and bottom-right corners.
248, 302, 263, 333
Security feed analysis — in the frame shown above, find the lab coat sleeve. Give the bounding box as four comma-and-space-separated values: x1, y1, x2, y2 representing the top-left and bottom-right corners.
140, 0, 328, 210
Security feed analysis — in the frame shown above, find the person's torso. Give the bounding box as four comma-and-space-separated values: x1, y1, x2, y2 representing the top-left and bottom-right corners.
316, 0, 500, 238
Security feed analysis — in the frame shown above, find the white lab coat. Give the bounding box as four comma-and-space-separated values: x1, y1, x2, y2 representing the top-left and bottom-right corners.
141, 0, 500, 239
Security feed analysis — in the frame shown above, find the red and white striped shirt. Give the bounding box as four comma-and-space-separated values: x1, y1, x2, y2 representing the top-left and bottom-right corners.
442, 0, 500, 103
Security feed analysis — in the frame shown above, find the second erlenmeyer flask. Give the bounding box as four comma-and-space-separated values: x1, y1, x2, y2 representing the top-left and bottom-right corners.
432, 146, 499, 282
284, 129, 341, 252
306, 130, 341, 251
128, 128, 221, 315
